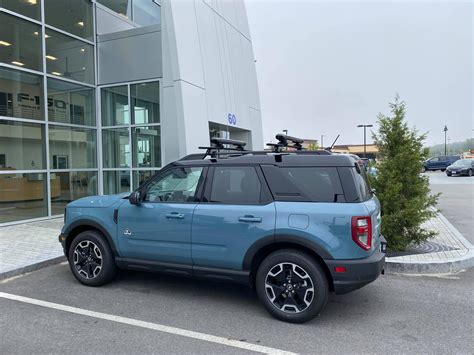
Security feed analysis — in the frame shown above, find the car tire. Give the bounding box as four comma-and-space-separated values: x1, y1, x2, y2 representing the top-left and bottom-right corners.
446, 172, 451, 177
469, 169, 473, 177
421, 167, 426, 173
441, 169, 446, 172
255, 249, 328, 323
68, 230, 117, 287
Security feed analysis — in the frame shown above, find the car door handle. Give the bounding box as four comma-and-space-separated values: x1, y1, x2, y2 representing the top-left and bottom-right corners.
165, 212, 185, 219
238, 215, 262, 223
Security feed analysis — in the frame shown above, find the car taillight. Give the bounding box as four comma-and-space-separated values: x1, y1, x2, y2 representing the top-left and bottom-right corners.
351, 216, 372, 250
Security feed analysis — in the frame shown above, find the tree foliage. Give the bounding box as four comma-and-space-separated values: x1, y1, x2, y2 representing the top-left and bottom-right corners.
371, 97, 439, 251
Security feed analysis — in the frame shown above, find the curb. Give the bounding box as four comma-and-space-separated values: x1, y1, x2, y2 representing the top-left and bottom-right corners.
385, 213, 474, 274
0, 256, 66, 281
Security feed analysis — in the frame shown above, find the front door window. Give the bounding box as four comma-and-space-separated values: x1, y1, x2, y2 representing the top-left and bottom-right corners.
144, 167, 203, 203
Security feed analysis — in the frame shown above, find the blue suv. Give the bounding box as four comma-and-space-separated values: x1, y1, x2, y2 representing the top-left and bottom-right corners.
59, 135, 386, 323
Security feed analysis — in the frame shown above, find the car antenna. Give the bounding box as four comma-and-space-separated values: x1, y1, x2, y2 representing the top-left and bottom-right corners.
327, 134, 340, 151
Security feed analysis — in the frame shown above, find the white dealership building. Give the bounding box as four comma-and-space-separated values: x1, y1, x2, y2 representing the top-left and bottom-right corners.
0, 0, 262, 224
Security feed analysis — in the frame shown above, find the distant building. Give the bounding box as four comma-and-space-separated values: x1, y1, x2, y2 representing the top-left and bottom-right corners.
332, 144, 378, 159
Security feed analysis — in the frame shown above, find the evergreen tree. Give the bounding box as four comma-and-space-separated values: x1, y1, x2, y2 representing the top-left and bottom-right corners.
371, 97, 439, 251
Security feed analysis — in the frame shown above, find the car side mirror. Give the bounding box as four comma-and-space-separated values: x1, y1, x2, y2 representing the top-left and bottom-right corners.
129, 191, 143, 205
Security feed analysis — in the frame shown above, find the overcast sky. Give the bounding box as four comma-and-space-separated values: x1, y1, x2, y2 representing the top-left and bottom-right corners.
246, 0, 473, 147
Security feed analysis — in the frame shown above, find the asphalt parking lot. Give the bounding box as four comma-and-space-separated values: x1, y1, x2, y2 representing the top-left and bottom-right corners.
425, 171, 474, 244
1, 261, 474, 354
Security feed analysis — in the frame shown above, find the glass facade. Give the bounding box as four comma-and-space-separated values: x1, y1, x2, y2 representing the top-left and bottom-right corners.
97, 0, 160, 26
0, 1, 162, 224
101, 82, 161, 195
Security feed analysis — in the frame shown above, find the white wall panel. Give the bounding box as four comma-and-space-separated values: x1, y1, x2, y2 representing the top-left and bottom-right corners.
168, 1, 205, 88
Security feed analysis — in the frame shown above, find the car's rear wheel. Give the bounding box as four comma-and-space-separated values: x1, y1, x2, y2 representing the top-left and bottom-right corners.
68, 230, 116, 286
421, 166, 426, 173
255, 249, 328, 323
469, 169, 473, 177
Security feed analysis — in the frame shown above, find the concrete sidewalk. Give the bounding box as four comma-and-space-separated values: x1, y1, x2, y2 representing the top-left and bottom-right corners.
0, 212, 473, 280
385, 212, 474, 273
0, 218, 64, 280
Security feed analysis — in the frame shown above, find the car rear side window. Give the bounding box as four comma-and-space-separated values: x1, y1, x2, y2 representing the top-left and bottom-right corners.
209, 166, 262, 204
262, 166, 344, 203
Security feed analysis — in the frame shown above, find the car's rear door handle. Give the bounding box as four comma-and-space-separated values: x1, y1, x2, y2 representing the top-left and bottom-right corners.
165, 212, 185, 219
238, 215, 262, 223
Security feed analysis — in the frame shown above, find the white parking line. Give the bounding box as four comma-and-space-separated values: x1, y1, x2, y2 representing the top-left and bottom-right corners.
0, 292, 296, 355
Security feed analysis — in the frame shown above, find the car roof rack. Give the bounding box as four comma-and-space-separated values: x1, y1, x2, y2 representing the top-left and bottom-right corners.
179, 134, 333, 161
267, 134, 304, 152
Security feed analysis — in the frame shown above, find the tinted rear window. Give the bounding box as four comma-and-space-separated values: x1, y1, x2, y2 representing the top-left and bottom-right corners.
209, 166, 262, 204
262, 166, 344, 203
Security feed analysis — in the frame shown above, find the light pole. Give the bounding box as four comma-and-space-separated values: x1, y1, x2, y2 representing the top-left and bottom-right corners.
357, 124, 373, 158
321, 134, 325, 149
443, 125, 448, 156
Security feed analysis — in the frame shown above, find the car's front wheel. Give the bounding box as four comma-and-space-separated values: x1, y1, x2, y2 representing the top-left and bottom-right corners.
255, 249, 328, 323
68, 230, 116, 286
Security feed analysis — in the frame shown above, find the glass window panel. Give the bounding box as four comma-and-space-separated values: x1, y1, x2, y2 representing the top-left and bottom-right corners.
132, 170, 156, 190
0, 67, 44, 120
44, 0, 93, 41
209, 167, 261, 204
143, 167, 202, 203
51, 171, 97, 215
0, 0, 41, 20
45, 29, 94, 85
103, 170, 130, 195
0, 12, 42, 71
0, 120, 45, 170
131, 82, 159, 124
102, 127, 130, 168
49, 125, 96, 169
101, 86, 129, 126
0, 172, 47, 223
133, 0, 161, 27
132, 126, 161, 168
47, 78, 95, 126
97, 0, 132, 20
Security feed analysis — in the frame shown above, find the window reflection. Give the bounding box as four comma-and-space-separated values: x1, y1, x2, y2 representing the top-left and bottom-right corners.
51, 171, 97, 215
49, 125, 97, 169
0, 120, 45, 170
131, 82, 159, 125
0, 0, 42, 20
47, 78, 95, 126
0, 67, 44, 120
132, 126, 161, 168
44, 0, 94, 41
0, 173, 48, 223
101, 86, 129, 126
0, 12, 43, 71
102, 128, 130, 168
103, 170, 130, 195
97, 0, 132, 20
45, 29, 94, 85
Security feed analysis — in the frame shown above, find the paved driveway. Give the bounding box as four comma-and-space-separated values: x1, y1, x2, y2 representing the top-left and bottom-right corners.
426, 171, 474, 243
1, 263, 473, 354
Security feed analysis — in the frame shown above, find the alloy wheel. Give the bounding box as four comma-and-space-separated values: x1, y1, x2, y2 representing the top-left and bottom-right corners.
265, 262, 314, 313
73, 240, 103, 279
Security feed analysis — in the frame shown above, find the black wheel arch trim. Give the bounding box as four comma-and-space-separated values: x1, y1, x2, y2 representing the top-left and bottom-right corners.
242, 234, 333, 271
63, 219, 119, 257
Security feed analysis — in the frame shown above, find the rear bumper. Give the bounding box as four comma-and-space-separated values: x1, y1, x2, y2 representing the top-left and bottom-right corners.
325, 238, 386, 295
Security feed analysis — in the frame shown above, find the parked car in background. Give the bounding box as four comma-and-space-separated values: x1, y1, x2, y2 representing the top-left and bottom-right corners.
422, 155, 460, 172
446, 159, 474, 177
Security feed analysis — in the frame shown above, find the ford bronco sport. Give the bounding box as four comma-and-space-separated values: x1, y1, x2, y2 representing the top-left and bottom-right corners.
59, 134, 386, 323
